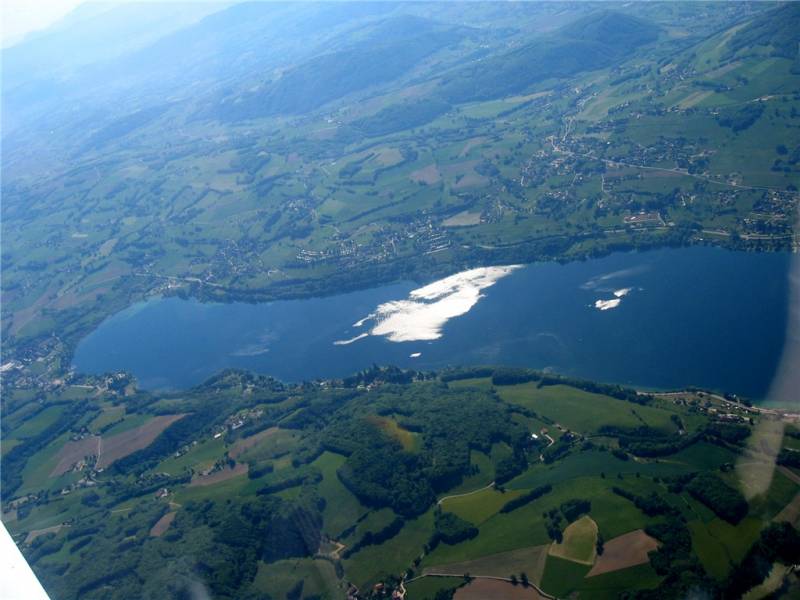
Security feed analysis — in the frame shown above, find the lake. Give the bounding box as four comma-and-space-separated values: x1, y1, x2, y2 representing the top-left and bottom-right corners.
73, 246, 792, 399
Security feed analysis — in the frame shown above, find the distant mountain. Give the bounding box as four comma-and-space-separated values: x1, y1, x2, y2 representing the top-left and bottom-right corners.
437, 10, 660, 103
558, 9, 660, 49
0, 1, 770, 178
213, 15, 469, 121
1, 2, 401, 134
726, 2, 800, 64
2, 2, 230, 86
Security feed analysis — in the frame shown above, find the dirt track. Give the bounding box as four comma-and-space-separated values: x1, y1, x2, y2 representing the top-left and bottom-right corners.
189, 463, 248, 487
149, 512, 176, 537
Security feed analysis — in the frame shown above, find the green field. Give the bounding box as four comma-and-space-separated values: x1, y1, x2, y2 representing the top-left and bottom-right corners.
100, 413, 152, 437
440, 487, 523, 526
446, 450, 495, 494
689, 517, 764, 580
541, 555, 593, 597
405, 576, 465, 600
344, 510, 435, 589
576, 563, 663, 600
3, 367, 798, 600
230, 428, 302, 463
170, 471, 255, 505
313, 451, 370, 538
423, 544, 549, 583
87, 405, 126, 433
425, 475, 648, 567
497, 383, 677, 435
252, 558, 341, 599
155, 436, 226, 476
9, 405, 66, 439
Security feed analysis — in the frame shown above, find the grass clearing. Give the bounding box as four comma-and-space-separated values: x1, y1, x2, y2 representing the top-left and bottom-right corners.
369, 415, 419, 452
548, 515, 598, 565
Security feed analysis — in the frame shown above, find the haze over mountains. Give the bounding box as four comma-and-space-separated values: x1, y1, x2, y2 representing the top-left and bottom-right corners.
0, 2, 758, 163
3, 3, 800, 600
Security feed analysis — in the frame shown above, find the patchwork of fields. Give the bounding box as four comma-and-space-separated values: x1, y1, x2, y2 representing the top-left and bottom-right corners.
4, 368, 800, 599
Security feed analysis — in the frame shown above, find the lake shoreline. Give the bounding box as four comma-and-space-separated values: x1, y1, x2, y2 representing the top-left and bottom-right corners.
73, 246, 792, 401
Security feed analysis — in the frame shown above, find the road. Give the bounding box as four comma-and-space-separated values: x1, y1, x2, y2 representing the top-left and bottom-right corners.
436, 481, 495, 506
539, 431, 555, 462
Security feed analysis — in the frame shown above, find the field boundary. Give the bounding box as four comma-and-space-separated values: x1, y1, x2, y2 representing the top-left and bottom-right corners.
406, 573, 557, 600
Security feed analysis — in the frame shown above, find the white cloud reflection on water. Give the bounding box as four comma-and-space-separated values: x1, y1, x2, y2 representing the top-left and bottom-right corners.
594, 287, 634, 311
334, 265, 521, 344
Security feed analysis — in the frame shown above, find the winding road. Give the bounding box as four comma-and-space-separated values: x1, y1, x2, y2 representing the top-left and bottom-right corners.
436, 481, 495, 506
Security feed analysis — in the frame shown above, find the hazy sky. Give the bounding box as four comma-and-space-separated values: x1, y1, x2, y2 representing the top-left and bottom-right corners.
1, 0, 85, 46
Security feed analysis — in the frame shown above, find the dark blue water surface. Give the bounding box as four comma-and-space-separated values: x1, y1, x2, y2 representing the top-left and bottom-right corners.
73, 246, 792, 399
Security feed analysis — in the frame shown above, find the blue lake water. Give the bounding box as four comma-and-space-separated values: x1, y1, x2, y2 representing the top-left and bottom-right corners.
73, 246, 792, 399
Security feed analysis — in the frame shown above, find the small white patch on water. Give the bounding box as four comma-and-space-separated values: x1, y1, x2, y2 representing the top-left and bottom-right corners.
352, 315, 371, 328
334, 265, 521, 345
594, 298, 622, 311
594, 287, 637, 310
409, 352, 422, 358
231, 346, 270, 357
581, 266, 648, 290
333, 333, 369, 346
